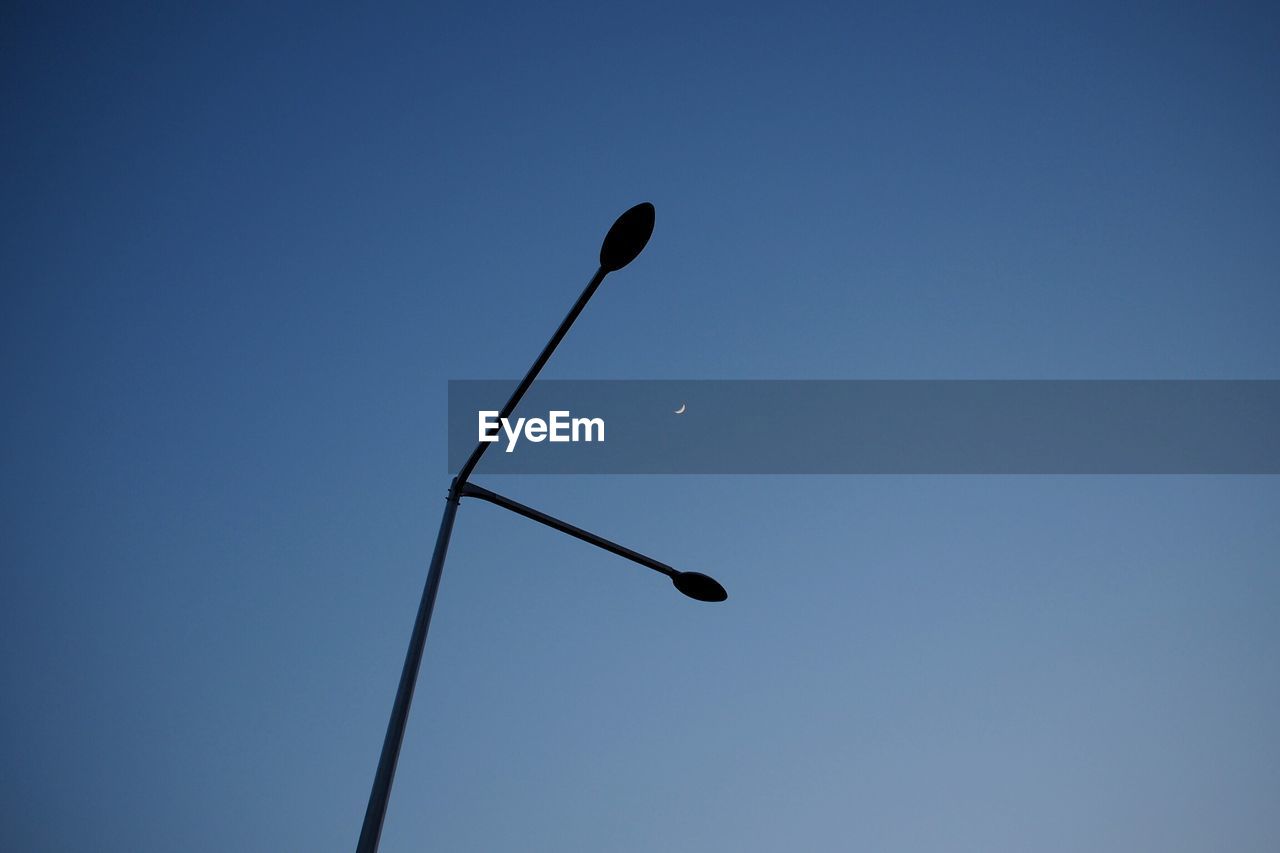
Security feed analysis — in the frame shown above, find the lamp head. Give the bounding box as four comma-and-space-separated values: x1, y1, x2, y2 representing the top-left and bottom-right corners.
672, 571, 728, 603
599, 202, 656, 272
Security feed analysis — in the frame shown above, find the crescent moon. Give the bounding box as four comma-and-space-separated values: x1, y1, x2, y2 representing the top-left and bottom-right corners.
674, 403, 686, 414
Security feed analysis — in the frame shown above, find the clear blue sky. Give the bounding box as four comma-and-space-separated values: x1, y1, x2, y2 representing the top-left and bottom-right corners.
3, 3, 1279, 851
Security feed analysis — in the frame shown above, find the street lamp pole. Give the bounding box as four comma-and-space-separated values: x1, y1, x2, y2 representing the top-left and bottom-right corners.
355, 203, 726, 853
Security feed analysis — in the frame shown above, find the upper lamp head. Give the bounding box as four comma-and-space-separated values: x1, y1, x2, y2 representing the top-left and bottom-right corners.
599, 202, 656, 272
672, 571, 728, 603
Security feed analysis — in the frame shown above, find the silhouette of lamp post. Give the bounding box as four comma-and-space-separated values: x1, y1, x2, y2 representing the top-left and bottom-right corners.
356, 202, 728, 853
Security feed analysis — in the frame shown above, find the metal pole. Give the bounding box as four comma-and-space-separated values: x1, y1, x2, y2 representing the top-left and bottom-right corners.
355, 204, 655, 851
355, 481, 461, 853
355, 267, 609, 853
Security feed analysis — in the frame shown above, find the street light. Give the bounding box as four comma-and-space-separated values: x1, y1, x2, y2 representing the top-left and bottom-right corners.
355, 202, 727, 853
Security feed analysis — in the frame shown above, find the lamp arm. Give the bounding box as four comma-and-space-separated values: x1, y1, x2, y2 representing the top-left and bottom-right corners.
454, 266, 608, 486
459, 481, 677, 579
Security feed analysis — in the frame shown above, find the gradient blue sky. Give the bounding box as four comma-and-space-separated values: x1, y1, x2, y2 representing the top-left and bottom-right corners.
3, 3, 1279, 851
